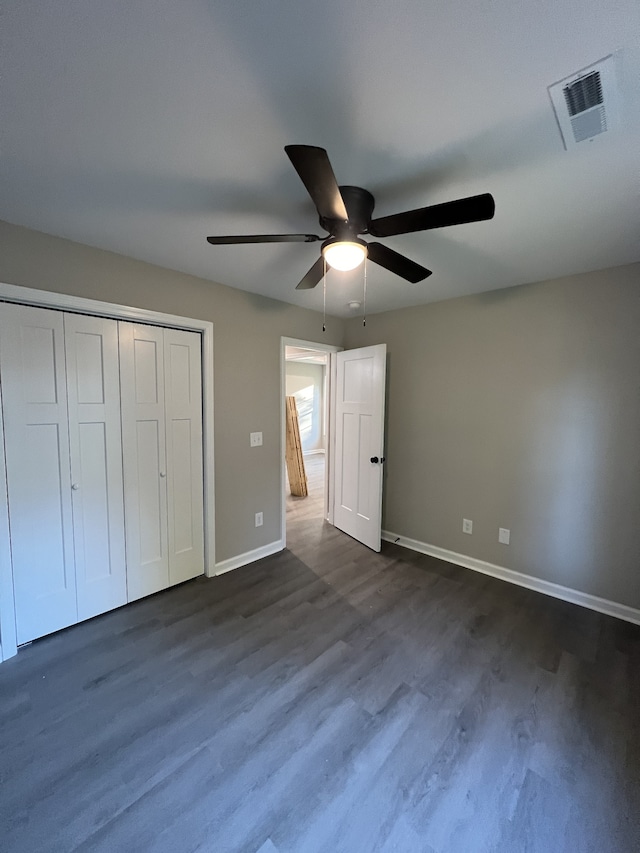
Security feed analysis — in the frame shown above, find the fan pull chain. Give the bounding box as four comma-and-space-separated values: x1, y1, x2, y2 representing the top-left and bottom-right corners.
363, 257, 367, 327
322, 256, 327, 332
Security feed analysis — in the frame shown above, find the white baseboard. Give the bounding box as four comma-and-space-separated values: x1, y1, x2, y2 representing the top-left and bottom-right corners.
214, 540, 285, 576
382, 530, 640, 627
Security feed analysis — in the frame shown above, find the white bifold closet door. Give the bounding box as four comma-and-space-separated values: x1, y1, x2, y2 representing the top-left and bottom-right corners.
119, 323, 204, 602
0, 305, 126, 644
65, 313, 127, 621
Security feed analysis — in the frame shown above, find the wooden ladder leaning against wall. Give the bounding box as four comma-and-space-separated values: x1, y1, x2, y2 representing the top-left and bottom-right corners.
285, 395, 308, 497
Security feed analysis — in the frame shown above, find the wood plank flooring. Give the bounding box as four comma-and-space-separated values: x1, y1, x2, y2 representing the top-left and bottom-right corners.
1, 455, 639, 852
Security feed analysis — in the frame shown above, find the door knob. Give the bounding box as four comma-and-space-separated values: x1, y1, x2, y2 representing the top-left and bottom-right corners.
159, 472, 166, 478
370, 456, 379, 463
71, 483, 79, 490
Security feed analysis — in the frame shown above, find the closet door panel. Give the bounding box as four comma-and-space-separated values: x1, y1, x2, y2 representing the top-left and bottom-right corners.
0, 305, 77, 644
135, 419, 164, 563
119, 322, 169, 601
65, 314, 127, 621
164, 329, 204, 585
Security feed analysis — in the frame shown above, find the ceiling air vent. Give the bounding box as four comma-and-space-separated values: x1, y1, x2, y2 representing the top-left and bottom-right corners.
548, 54, 620, 149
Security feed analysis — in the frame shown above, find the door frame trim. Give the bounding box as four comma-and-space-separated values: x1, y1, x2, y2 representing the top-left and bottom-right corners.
0, 282, 215, 661
0, 377, 15, 661
280, 337, 342, 548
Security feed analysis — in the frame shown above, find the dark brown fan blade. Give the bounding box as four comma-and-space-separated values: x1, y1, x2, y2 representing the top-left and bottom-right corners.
296, 256, 325, 290
367, 242, 432, 283
369, 193, 495, 238
285, 145, 348, 223
207, 233, 321, 245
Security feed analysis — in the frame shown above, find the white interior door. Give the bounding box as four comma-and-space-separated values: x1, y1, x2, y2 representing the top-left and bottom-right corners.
0, 305, 77, 643
164, 328, 204, 585
64, 313, 127, 621
333, 344, 387, 551
119, 322, 169, 601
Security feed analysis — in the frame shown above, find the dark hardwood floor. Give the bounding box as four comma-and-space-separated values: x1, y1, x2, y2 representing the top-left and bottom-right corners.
1, 454, 639, 852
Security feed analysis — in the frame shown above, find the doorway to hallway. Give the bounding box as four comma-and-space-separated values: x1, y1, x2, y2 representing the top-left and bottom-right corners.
281, 336, 387, 554
281, 338, 340, 550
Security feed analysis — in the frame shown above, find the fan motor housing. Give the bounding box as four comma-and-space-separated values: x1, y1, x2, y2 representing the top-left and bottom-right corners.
320, 185, 375, 237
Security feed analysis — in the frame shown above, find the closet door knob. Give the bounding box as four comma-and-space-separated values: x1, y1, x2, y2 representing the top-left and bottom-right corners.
71, 483, 79, 491
159, 472, 166, 478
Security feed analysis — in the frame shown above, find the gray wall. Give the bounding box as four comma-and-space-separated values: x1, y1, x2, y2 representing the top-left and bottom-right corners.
0, 220, 344, 563
2, 218, 638, 611
345, 263, 640, 609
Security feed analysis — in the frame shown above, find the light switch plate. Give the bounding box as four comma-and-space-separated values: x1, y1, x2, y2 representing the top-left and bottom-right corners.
250, 432, 263, 447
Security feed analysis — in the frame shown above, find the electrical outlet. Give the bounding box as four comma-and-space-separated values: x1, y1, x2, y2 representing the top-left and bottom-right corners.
250, 432, 263, 447
462, 518, 473, 535
499, 527, 510, 545
255, 511, 263, 527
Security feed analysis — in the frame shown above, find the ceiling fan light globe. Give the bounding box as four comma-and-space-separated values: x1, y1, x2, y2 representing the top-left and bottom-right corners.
322, 240, 368, 271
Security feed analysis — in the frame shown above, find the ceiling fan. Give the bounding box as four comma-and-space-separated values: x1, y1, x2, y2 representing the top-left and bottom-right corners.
206, 145, 495, 290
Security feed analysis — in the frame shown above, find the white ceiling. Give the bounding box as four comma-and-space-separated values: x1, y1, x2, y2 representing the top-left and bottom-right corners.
1, 1, 639, 318
286, 346, 328, 365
